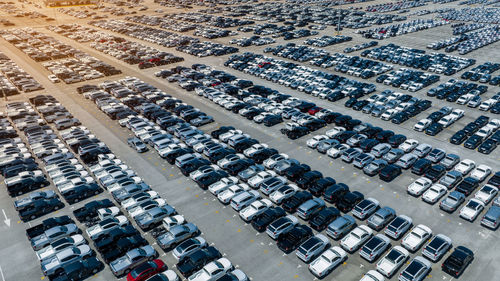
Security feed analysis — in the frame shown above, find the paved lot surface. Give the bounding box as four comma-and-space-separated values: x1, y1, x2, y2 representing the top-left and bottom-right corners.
0, 1, 499, 281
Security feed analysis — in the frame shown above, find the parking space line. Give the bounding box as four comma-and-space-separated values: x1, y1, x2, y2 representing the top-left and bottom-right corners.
0, 265, 4, 281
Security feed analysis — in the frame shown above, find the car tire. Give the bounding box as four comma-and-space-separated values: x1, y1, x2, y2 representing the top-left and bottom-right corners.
30, 215, 36, 220
54, 205, 59, 210
73, 198, 79, 204
92, 268, 98, 274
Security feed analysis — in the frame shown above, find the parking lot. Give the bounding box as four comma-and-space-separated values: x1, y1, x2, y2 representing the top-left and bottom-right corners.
1, 1, 500, 281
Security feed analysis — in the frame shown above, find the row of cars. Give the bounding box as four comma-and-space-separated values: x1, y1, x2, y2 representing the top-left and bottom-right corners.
229, 36, 275, 47
0, 51, 43, 94
76, 77, 251, 281
89, 19, 238, 57
48, 24, 185, 70
127, 74, 482, 281
303, 35, 352, 47
361, 43, 476, 76
448, 115, 500, 154
357, 19, 449, 40
413, 106, 465, 136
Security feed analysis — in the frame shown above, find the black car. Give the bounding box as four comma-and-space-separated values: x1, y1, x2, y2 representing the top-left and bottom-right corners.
25, 215, 73, 240
276, 225, 313, 254
463, 122, 479, 135
2, 163, 39, 178
251, 207, 286, 232
49, 256, 104, 281
285, 126, 309, 139
233, 138, 259, 153
163, 147, 194, 164
94, 225, 140, 251
425, 123, 443, 136
285, 164, 311, 182
263, 115, 282, 126
251, 148, 278, 164
211, 126, 235, 139
359, 139, 379, 153
456, 177, 479, 196
282, 191, 313, 213
73, 199, 115, 222
425, 165, 447, 182
296, 170, 323, 189
323, 183, 349, 204
344, 98, 358, 108
379, 164, 402, 182
176, 246, 222, 277
412, 159, 432, 175
179, 158, 211, 176
19, 198, 65, 222
388, 134, 407, 148
487, 171, 500, 188
6, 175, 50, 196
442, 246, 474, 277
336, 191, 364, 213
335, 131, 356, 143
375, 130, 394, 143
464, 135, 483, 149
391, 112, 409, 124
61, 183, 102, 204
101, 235, 148, 263
450, 130, 468, 145
195, 170, 228, 190
309, 177, 336, 197
224, 158, 255, 176
309, 207, 340, 231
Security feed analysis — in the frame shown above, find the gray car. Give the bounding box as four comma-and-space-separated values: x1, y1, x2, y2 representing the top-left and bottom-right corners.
439, 154, 460, 170
385, 215, 413, 239
353, 153, 375, 168
14, 190, 58, 210
367, 206, 396, 231
422, 234, 452, 262
363, 159, 388, 176
238, 164, 265, 181
396, 154, 418, 169
481, 206, 500, 230
317, 139, 339, 154
273, 159, 299, 175
31, 224, 79, 250
399, 256, 431, 281
382, 149, 404, 164
371, 143, 391, 158
109, 245, 157, 277
439, 171, 463, 189
341, 148, 362, 163
41, 246, 93, 276
297, 198, 325, 220
360, 234, 391, 262
439, 191, 465, 212
266, 215, 299, 239
157, 223, 199, 250
296, 234, 330, 263
352, 198, 380, 220
326, 215, 356, 239
135, 206, 176, 230
425, 148, 446, 163
111, 183, 151, 203
259, 177, 286, 195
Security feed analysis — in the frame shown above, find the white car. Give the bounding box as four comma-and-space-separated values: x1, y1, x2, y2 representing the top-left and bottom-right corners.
247, 171, 276, 188
239, 199, 272, 222
407, 177, 433, 196
162, 215, 186, 230
474, 185, 498, 204
263, 153, 288, 169
454, 159, 475, 175
470, 164, 492, 182
308, 246, 347, 278
121, 191, 159, 210
437, 115, 455, 128
398, 139, 418, 153
218, 184, 250, 204
270, 184, 298, 204
97, 207, 121, 220
48, 75, 60, 83
422, 184, 447, 204
459, 199, 485, 221
413, 118, 431, 132
208, 177, 239, 195
307, 135, 328, 148
243, 143, 268, 157
376, 246, 409, 277
327, 144, 350, 158
360, 270, 385, 281
187, 258, 233, 281
325, 127, 346, 138
401, 224, 432, 252
340, 225, 373, 253
449, 109, 464, 120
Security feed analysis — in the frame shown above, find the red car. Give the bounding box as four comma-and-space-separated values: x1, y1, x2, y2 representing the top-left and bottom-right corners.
308, 106, 323, 115
126, 259, 167, 281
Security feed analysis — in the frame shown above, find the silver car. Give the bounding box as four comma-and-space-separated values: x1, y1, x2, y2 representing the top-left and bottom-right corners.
359, 234, 391, 262
31, 224, 79, 250
266, 215, 299, 239
296, 234, 330, 263
422, 234, 452, 262
157, 223, 199, 250
109, 245, 157, 277
326, 215, 356, 239
135, 206, 176, 230
41, 246, 93, 276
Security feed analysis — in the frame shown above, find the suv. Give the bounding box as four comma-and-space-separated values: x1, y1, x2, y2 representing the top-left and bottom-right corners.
422, 234, 452, 262
441, 246, 474, 277
359, 234, 391, 262
399, 256, 431, 281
